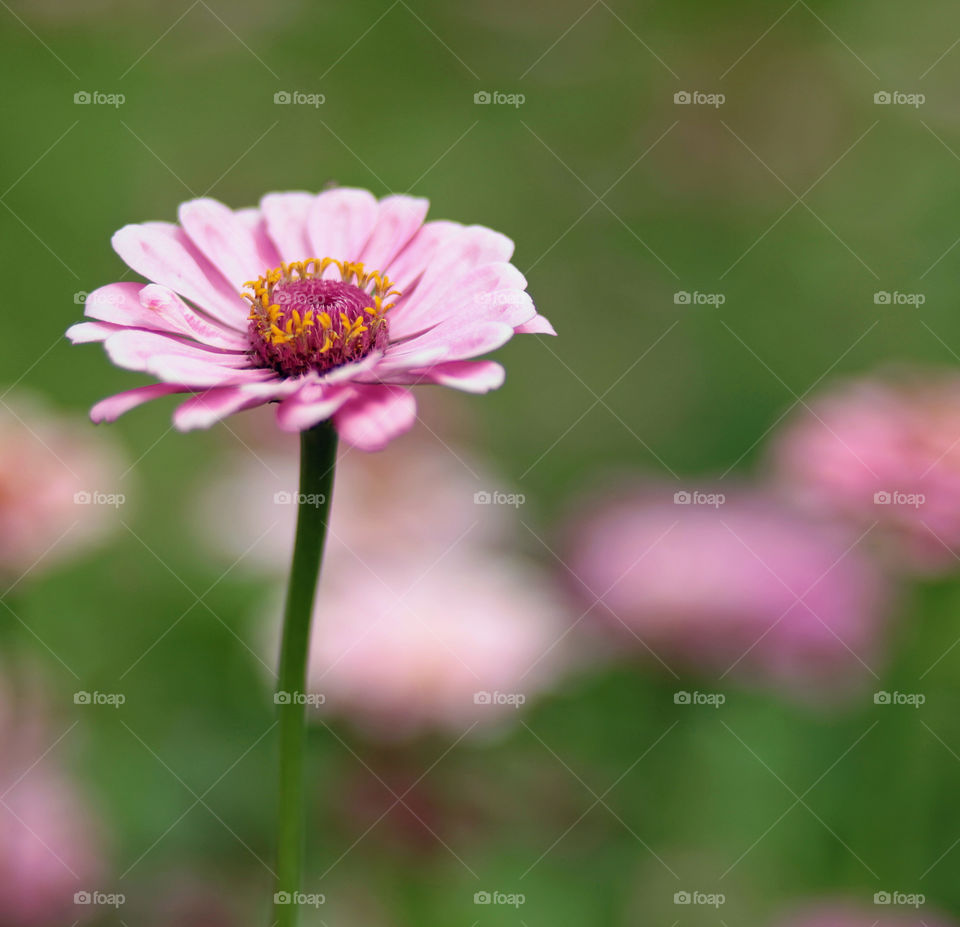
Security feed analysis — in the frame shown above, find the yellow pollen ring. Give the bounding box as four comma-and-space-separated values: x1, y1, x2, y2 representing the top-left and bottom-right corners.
242, 258, 399, 348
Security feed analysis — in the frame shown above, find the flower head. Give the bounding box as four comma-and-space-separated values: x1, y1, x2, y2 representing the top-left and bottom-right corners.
68, 190, 554, 450
769, 370, 960, 573
301, 550, 570, 740
565, 486, 890, 700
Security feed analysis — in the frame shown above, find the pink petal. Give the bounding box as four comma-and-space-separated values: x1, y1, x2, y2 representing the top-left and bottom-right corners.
515, 314, 556, 335
275, 384, 355, 432
138, 285, 249, 349
173, 386, 267, 431
81, 282, 160, 328
260, 192, 315, 263
73, 282, 247, 349
236, 376, 308, 400
362, 196, 429, 271
179, 198, 279, 289
90, 384, 187, 423
369, 345, 449, 375
382, 360, 506, 393
333, 385, 417, 451
144, 356, 275, 388
390, 263, 531, 339
306, 188, 378, 263
66, 321, 124, 343
112, 222, 247, 328
103, 329, 250, 373
390, 225, 515, 322
384, 220, 462, 291
386, 318, 517, 364
237, 206, 286, 262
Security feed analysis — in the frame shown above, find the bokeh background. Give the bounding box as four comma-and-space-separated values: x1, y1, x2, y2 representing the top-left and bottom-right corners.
3, 0, 960, 924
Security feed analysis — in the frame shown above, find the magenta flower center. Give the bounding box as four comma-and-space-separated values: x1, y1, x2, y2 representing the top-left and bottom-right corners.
243, 259, 398, 378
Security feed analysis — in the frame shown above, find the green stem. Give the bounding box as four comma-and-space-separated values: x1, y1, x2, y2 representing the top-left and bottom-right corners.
273, 422, 338, 927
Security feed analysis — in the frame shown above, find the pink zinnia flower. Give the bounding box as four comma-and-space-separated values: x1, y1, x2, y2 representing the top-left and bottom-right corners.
67, 190, 554, 450
565, 486, 889, 699
298, 551, 570, 739
769, 370, 960, 573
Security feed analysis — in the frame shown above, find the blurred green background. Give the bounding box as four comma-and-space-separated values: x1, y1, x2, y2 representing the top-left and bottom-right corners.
3, 0, 960, 924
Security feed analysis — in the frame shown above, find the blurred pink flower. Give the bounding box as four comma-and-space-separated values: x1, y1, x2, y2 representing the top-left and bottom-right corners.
0, 677, 106, 926
197, 417, 571, 737
302, 550, 569, 739
769, 371, 960, 573
67, 190, 554, 450
565, 486, 889, 698
196, 430, 515, 575
774, 901, 956, 927
0, 393, 126, 579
